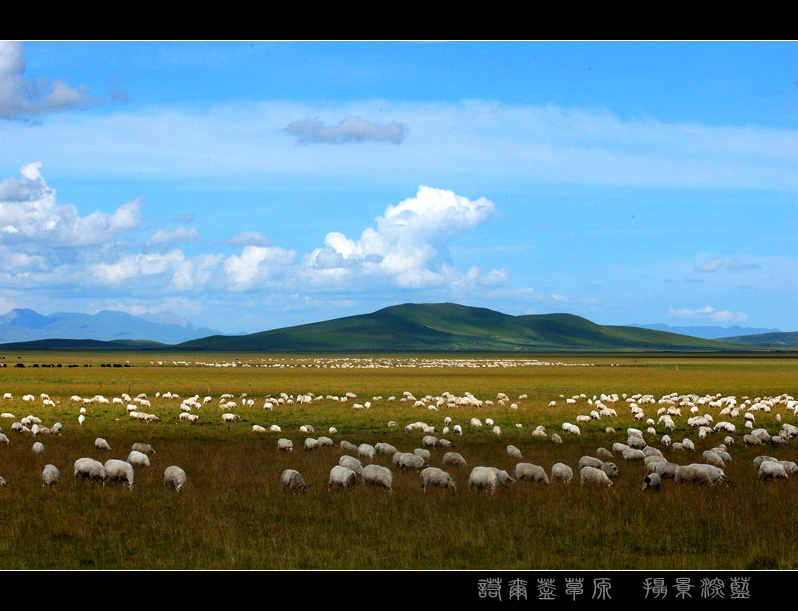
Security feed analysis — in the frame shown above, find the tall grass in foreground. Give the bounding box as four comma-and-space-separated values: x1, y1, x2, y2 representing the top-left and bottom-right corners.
0, 352, 796, 569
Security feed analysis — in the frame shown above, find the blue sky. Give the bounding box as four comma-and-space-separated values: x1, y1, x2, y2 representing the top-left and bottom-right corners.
1, 40, 796, 334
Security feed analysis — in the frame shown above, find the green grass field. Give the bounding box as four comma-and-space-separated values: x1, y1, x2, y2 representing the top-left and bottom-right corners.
1, 351, 796, 570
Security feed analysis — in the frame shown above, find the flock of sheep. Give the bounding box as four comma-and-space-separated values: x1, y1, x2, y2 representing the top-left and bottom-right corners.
1, 387, 796, 498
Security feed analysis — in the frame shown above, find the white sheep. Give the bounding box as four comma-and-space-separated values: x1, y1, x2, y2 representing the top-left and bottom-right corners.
42, 464, 60, 487
95, 437, 112, 451
328, 465, 358, 490
441, 451, 467, 467
339, 455, 364, 476
579, 466, 614, 487
551, 462, 574, 484
277, 438, 294, 452
375, 442, 398, 456
32, 441, 45, 454
468, 466, 515, 493
758, 461, 788, 482
104, 459, 135, 489
514, 462, 549, 484
339, 440, 358, 453
127, 450, 150, 468
164, 466, 187, 492
74, 457, 107, 485
363, 464, 393, 492
304, 438, 319, 451
221, 413, 239, 423
506, 445, 523, 460
317, 436, 336, 448
357, 443, 376, 460
675, 463, 728, 486
281, 468, 309, 493
394, 452, 428, 470
622, 448, 646, 462
641, 472, 661, 491
420, 466, 456, 491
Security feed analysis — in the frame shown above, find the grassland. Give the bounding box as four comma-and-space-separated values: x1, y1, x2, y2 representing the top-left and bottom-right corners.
1, 351, 796, 571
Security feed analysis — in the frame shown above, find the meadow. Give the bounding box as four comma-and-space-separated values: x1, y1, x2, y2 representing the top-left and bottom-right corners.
1, 351, 796, 571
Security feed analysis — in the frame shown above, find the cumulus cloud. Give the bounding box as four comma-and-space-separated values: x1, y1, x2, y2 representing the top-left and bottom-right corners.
668, 306, 749, 323
286, 116, 406, 145
0, 41, 108, 120
305, 186, 500, 289
0, 162, 142, 247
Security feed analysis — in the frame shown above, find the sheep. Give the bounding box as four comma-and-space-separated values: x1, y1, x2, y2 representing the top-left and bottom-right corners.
339, 440, 358, 454
42, 464, 60, 487
758, 461, 788, 482
422, 435, 439, 448
281, 468, 309, 493
595, 447, 613, 460
328, 465, 358, 490
74, 457, 107, 485
277, 438, 294, 452
420, 467, 456, 491
506, 445, 523, 460
317, 436, 336, 448
304, 438, 319, 451
413, 448, 431, 460
32, 441, 45, 454
551, 463, 574, 484
221, 413, 239, 423
164, 466, 187, 492
468, 466, 515, 493
648, 461, 680, 479
641, 472, 662, 491
0, 433, 9, 445
675, 463, 729, 486
578, 455, 604, 470
514, 462, 549, 484
363, 464, 393, 492
394, 452, 428, 470
339, 455, 364, 476
252, 425, 267, 433
703, 450, 725, 469
580, 466, 614, 487
441, 451, 467, 467
104, 459, 135, 489
357, 443, 376, 460
95, 437, 112, 451
127, 450, 150, 468
622, 448, 646, 462
375, 442, 398, 456
550, 433, 563, 445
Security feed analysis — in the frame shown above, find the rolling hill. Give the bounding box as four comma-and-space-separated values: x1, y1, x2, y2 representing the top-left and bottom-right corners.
174, 302, 762, 353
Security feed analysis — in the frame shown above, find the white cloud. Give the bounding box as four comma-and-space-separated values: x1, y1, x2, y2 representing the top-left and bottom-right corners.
146, 226, 198, 249
304, 185, 501, 289
668, 306, 749, 323
0, 162, 142, 248
229, 230, 272, 247
286, 116, 406, 145
0, 41, 106, 120
695, 258, 725, 273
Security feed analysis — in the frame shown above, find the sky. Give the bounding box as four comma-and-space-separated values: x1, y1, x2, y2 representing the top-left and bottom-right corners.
1, 40, 796, 334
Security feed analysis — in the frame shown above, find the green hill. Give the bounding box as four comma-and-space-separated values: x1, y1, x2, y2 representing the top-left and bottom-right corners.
174, 302, 754, 353
720, 331, 798, 348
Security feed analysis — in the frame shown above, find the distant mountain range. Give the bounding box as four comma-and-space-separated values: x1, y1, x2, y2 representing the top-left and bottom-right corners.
0, 308, 221, 345
1, 303, 794, 352
636, 323, 782, 339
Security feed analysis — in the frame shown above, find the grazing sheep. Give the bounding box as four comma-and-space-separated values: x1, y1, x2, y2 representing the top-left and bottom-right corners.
506, 445, 523, 460
551, 463, 574, 484
413, 448, 431, 460
0, 433, 9, 445
127, 450, 150, 468
578, 455, 603, 470
648, 461, 680, 479
394, 452, 428, 470
317, 436, 336, 448
131, 442, 156, 456
514, 462, 549, 484
328, 465, 358, 490
31, 441, 45, 454
550, 433, 563, 444
339, 440, 358, 454
281, 469, 309, 493
104, 459, 135, 489
221, 413, 239, 423
622, 448, 646, 462
363, 464, 393, 492
422, 435, 439, 448
595, 447, 613, 460
469, 466, 515, 493
779, 461, 798, 477
675, 463, 729, 486
375, 442, 398, 456
304, 438, 319, 451
641, 472, 662, 491
95, 437, 112, 451
703, 450, 725, 469
420, 467, 456, 491
580, 466, 614, 487
164, 466, 187, 492
252, 425, 267, 433
339, 455, 364, 476
277, 438, 294, 452
357, 443, 376, 460
42, 464, 60, 487
441, 451, 467, 467
758, 461, 788, 482
74, 458, 107, 485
